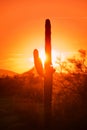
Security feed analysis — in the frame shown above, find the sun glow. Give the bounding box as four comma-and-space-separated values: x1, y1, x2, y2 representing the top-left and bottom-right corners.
39, 50, 46, 66
39, 49, 58, 67
29, 48, 74, 73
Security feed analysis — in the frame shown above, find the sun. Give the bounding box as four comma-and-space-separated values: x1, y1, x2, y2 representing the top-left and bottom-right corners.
39, 49, 58, 67
29, 48, 70, 72
39, 50, 46, 66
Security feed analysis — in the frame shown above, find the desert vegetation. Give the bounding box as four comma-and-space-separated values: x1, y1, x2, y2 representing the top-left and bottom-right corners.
0, 49, 87, 130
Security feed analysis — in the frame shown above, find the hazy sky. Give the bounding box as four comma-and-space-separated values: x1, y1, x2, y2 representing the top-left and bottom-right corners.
0, 0, 87, 73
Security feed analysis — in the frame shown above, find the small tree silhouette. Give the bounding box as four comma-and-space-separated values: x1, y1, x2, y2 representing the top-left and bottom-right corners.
67, 49, 87, 73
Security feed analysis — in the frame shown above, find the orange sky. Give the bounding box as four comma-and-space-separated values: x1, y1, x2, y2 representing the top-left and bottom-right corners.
0, 0, 87, 73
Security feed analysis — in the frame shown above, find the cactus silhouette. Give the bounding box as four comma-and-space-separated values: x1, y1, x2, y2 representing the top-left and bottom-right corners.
33, 19, 54, 128
33, 49, 44, 76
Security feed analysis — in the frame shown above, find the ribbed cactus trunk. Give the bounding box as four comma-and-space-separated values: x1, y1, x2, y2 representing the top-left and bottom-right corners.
44, 19, 53, 128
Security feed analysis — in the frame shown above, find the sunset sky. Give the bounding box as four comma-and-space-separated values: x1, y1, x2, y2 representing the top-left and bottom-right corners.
0, 0, 87, 73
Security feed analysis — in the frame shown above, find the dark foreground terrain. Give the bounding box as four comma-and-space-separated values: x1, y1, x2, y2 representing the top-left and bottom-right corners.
0, 72, 87, 130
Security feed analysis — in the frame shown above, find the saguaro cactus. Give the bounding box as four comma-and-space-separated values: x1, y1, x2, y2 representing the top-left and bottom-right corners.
33, 19, 54, 128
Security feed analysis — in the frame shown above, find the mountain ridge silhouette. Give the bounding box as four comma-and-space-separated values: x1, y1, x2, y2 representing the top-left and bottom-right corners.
0, 67, 39, 77
0, 69, 18, 77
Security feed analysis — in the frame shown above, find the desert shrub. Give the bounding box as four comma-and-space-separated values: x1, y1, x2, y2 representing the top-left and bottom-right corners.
52, 72, 87, 129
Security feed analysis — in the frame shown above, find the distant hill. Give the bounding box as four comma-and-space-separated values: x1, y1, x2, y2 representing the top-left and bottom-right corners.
0, 67, 39, 78
0, 69, 18, 77
21, 67, 38, 77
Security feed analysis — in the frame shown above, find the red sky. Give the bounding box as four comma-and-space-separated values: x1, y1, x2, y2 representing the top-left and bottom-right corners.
0, 0, 87, 73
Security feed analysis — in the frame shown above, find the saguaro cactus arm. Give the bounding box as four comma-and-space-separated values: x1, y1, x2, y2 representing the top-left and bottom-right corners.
33, 49, 44, 76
